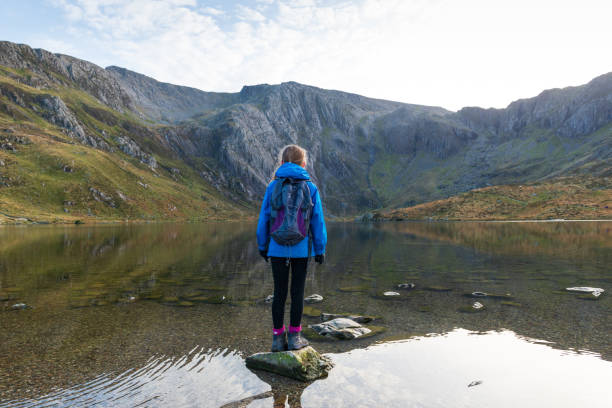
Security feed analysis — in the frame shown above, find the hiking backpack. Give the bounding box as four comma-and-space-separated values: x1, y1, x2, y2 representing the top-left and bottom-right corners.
269, 177, 314, 246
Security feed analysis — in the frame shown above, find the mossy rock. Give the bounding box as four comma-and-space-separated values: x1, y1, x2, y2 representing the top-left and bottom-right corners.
551, 290, 573, 295
358, 325, 387, 339
302, 327, 337, 342
337, 285, 370, 293
143, 293, 163, 300
162, 296, 179, 303
199, 286, 227, 291
302, 306, 322, 317
184, 290, 203, 297
176, 301, 195, 307
231, 300, 252, 307
501, 301, 522, 307
207, 295, 231, 304
422, 286, 452, 292
4, 287, 22, 294
245, 346, 333, 382
358, 275, 375, 282
188, 296, 209, 302
577, 294, 602, 301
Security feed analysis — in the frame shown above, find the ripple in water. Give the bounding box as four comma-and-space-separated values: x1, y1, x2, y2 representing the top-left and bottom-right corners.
2, 348, 270, 408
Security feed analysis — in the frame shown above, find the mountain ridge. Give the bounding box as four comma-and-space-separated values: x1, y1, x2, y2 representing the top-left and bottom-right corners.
1, 40, 611, 222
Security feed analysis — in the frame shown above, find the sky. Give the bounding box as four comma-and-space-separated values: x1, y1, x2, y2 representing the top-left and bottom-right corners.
1, 0, 612, 111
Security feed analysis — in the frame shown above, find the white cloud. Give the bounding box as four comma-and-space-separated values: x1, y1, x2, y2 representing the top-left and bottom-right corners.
52, 0, 612, 111
235, 5, 267, 22
201, 6, 223, 15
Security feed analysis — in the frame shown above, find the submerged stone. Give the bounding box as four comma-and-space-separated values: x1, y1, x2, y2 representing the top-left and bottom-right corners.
463, 292, 514, 300
397, 283, 416, 290
304, 294, 323, 304
338, 285, 370, 293
423, 286, 452, 292
577, 293, 602, 301
245, 346, 333, 382
309, 318, 372, 339
458, 302, 486, 313
303, 306, 322, 317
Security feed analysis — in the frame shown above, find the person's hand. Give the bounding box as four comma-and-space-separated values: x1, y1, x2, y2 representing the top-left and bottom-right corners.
315, 254, 324, 264
259, 249, 269, 262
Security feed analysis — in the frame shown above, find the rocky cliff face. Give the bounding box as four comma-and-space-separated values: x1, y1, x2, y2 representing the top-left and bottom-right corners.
1, 40, 611, 216
0, 41, 134, 113
107, 66, 240, 123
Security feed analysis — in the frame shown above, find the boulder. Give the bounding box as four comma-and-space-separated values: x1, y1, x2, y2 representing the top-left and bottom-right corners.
245, 346, 333, 382
320, 313, 373, 324
309, 318, 371, 339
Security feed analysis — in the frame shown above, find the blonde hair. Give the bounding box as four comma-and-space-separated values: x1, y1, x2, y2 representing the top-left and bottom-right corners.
271, 145, 308, 181
279, 144, 307, 166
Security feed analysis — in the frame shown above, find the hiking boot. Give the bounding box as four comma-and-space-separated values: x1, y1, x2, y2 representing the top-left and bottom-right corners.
271, 332, 288, 352
288, 331, 309, 350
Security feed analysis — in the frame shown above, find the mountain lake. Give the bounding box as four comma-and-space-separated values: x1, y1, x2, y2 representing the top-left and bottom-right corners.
0, 221, 611, 407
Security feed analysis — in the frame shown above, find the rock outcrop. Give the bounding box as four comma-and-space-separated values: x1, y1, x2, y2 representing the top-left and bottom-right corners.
0, 41, 134, 113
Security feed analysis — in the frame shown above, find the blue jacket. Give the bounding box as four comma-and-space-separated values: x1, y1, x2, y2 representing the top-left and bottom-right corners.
257, 163, 327, 258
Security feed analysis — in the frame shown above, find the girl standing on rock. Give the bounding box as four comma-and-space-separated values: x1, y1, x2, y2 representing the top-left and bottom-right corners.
257, 144, 327, 352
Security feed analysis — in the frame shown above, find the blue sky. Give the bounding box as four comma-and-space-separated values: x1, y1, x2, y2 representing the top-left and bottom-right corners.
2, 0, 612, 111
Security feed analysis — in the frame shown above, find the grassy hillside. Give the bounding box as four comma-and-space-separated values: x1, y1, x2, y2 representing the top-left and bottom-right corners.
0, 66, 247, 224
376, 176, 612, 221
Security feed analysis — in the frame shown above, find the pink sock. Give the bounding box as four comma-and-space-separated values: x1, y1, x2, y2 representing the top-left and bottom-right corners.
289, 325, 302, 333
273, 325, 285, 335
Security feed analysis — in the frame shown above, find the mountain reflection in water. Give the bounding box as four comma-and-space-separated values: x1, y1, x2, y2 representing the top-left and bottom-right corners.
0, 221, 610, 407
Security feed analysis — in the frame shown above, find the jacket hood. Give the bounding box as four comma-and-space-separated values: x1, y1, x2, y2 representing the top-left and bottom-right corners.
274, 162, 310, 180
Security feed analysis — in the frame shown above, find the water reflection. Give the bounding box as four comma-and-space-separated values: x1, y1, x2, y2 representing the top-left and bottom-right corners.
303, 329, 612, 408
4, 329, 611, 408
1, 221, 611, 406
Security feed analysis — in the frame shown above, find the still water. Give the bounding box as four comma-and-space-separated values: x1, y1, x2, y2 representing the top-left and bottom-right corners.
0, 221, 611, 407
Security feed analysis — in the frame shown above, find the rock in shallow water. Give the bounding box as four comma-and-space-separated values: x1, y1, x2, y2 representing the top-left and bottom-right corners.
304, 294, 323, 304
320, 313, 373, 324
566, 287, 604, 294
309, 318, 372, 339
10, 303, 29, 310
245, 346, 333, 382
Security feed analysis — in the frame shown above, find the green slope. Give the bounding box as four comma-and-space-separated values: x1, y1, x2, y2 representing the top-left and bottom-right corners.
0, 65, 247, 224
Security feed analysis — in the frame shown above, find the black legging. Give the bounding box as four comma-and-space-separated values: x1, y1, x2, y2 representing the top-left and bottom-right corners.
271, 257, 308, 329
